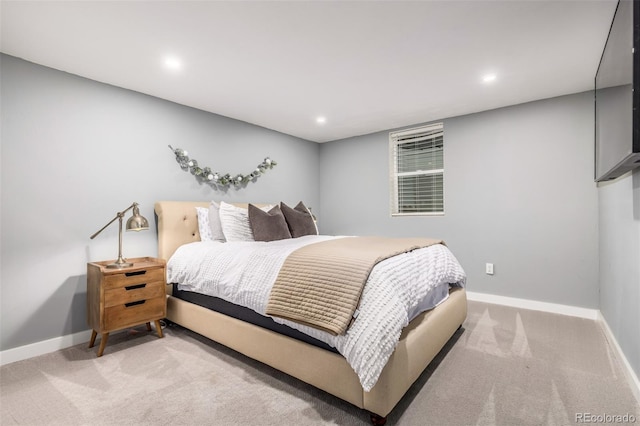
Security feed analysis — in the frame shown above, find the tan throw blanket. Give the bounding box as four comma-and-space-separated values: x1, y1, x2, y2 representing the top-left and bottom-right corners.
265, 236, 443, 335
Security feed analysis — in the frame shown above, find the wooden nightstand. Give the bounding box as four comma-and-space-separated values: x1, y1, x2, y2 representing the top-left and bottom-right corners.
87, 257, 167, 357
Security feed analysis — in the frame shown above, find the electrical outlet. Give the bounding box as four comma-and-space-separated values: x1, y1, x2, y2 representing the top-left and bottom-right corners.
485, 263, 494, 275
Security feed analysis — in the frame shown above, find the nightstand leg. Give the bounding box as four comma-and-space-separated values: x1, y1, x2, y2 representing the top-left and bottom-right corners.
146, 322, 152, 332
154, 320, 164, 338
97, 333, 109, 357
89, 330, 97, 348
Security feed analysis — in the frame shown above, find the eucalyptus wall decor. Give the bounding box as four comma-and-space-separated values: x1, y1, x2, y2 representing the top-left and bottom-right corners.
169, 145, 277, 188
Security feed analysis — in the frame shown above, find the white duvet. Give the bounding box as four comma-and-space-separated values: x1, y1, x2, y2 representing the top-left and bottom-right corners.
166, 235, 466, 391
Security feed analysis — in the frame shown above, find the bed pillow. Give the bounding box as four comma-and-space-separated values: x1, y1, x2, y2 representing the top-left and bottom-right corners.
248, 204, 292, 242
195, 207, 214, 242
280, 201, 318, 238
219, 202, 274, 242
207, 201, 226, 242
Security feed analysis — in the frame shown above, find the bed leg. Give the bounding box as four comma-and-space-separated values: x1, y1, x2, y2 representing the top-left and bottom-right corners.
370, 413, 387, 425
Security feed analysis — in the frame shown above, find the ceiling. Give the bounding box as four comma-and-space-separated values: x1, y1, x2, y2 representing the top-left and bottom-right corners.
0, 0, 618, 143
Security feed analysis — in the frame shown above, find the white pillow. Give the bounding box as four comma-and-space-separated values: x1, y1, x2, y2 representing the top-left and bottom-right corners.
195, 207, 214, 242
218, 201, 273, 242
207, 201, 226, 242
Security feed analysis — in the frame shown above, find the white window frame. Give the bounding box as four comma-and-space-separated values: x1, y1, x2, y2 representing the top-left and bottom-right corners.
389, 123, 444, 216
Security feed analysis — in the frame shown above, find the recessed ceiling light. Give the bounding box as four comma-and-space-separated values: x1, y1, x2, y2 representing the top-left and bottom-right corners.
164, 56, 182, 71
316, 116, 327, 124
482, 73, 497, 83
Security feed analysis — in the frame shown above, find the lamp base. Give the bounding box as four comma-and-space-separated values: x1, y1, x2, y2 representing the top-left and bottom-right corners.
106, 260, 133, 269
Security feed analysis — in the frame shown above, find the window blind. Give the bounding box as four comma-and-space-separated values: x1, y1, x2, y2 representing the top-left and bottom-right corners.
390, 123, 444, 215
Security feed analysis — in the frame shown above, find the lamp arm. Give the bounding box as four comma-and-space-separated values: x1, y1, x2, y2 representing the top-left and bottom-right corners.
89, 203, 137, 239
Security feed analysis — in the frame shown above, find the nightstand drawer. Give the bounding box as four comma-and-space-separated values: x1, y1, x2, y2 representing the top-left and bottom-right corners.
104, 281, 165, 308
103, 268, 165, 289
104, 296, 165, 330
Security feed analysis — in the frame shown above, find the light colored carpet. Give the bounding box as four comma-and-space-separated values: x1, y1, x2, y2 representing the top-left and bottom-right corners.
1, 301, 639, 425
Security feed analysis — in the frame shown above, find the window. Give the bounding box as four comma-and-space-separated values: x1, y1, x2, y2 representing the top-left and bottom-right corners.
389, 123, 444, 215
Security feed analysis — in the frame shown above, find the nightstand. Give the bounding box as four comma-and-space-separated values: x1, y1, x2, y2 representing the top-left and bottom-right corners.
87, 257, 166, 357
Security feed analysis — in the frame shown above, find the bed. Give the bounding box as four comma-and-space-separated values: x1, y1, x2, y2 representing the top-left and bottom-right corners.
155, 200, 468, 425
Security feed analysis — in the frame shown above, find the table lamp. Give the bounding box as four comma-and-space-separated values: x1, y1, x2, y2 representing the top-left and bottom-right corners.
90, 202, 149, 268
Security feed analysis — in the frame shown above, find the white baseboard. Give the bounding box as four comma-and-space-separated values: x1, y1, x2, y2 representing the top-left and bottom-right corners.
466, 291, 639, 403
466, 291, 599, 320
597, 312, 640, 404
0, 294, 604, 366
2, 293, 638, 405
0, 329, 93, 366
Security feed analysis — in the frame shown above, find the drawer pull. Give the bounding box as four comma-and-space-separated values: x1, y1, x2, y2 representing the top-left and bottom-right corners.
125, 283, 147, 291
125, 300, 146, 308
125, 270, 146, 277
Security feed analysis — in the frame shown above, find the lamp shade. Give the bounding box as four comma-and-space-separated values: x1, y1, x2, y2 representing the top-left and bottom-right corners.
126, 204, 149, 232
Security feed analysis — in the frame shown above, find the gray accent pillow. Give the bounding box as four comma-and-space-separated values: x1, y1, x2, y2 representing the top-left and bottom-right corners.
208, 201, 226, 242
280, 201, 318, 238
248, 204, 292, 242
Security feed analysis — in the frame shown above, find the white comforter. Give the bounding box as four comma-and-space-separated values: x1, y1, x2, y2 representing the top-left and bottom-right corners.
166, 235, 466, 391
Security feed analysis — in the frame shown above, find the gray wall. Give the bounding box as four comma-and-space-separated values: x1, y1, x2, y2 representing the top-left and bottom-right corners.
598, 170, 640, 379
0, 54, 320, 351
320, 92, 599, 309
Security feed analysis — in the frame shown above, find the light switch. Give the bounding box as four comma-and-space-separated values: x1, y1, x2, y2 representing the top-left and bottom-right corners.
486, 263, 494, 275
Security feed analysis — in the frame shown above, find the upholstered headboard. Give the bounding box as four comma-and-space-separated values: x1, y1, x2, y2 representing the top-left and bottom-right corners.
154, 201, 269, 261
155, 201, 209, 261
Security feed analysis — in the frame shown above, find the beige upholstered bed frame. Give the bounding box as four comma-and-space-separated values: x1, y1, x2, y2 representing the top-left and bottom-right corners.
155, 200, 467, 423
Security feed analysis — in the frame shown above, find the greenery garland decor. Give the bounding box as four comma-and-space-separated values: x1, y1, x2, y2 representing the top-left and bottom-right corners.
169, 145, 277, 187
